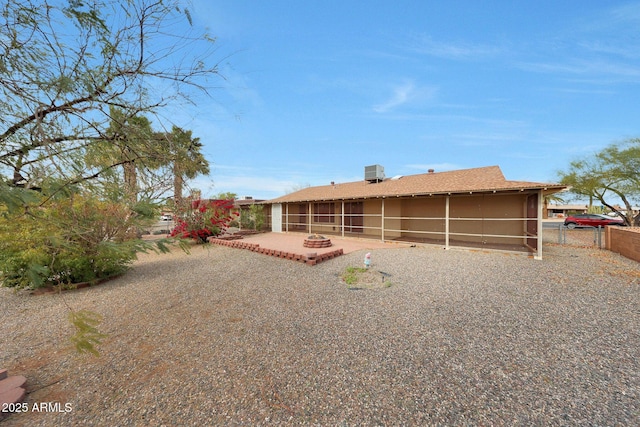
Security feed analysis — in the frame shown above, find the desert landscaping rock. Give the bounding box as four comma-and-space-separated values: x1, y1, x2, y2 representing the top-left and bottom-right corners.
0, 232, 638, 425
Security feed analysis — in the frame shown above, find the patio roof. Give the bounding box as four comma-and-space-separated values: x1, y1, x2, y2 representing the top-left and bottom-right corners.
267, 166, 566, 204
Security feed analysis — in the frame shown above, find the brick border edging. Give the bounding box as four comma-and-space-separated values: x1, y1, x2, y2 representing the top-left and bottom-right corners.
207, 238, 344, 265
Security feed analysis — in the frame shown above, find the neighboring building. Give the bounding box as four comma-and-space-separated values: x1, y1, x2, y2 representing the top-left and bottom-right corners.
232, 196, 268, 231
546, 204, 640, 218
546, 204, 589, 218
265, 165, 567, 259
234, 196, 266, 209
609, 205, 640, 217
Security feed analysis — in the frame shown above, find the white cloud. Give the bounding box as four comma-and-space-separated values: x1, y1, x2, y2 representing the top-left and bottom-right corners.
517, 58, 640, 81
609, 2, 640, 25
407, 34, 503, 60
372, 80, 437, 113
187, 174, 296, 199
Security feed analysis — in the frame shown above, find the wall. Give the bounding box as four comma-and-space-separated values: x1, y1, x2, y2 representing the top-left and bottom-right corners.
362, 199, 383, 237
399, 196, 446, 241
606, 226, 640, 263
448, 193, 526, 245
382, 199, 402, 239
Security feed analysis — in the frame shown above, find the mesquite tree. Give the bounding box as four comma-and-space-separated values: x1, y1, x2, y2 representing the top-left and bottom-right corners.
559, 139, 640, 226
0, 0, 223, 354
0, 0, 221, 206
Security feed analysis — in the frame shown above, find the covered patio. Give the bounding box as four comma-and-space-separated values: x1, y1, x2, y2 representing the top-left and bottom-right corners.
266, 166, 567, 259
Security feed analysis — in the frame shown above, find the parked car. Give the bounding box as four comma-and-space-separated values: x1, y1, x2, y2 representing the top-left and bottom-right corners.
160, 214, 173, 221
564, 214, 625, 229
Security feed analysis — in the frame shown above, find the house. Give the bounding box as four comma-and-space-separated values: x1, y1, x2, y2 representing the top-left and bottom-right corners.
265, 165, 567, 259
546, 204, 589, 218
232, 196, 268, 230
546, 204, 640, 219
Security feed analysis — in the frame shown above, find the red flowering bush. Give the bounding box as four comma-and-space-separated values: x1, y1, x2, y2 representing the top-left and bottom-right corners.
170, 199, 238, 243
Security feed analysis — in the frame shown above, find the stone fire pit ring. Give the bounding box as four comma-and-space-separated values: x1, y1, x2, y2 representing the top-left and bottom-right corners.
303, 234, 332, 248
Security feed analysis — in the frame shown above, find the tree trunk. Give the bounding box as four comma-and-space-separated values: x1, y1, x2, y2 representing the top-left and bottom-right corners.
173, 161, 183, 206
123, 161, 137, 206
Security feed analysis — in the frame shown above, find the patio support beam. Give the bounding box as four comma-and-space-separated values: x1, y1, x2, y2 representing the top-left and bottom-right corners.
285, 203, 289, 232
536, 189, 543, 260
381, 198, 385, 242
308, 202, 312, 233
341, 200, 345, 237
445, 195, 450, 250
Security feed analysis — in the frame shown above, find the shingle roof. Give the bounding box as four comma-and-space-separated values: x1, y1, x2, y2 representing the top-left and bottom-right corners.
267, 166, 566, 203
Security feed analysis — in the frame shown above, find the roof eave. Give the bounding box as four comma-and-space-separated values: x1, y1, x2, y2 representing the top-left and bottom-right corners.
265, 185, 568, 204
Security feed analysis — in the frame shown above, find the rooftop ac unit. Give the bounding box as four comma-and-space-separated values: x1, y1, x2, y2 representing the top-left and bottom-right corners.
365, 165, 385, 182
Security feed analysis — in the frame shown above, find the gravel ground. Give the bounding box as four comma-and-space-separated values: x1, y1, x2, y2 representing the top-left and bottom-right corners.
1, 231, 639, 426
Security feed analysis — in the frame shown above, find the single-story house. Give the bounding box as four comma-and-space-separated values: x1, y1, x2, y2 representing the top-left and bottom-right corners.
546, 204, 640, 219
232, 196, 268, 230
546, 204, 589, 218
265, 165, 567, 259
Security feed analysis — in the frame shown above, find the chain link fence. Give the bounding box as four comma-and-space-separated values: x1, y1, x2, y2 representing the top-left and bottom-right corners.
542, 223, 605, 248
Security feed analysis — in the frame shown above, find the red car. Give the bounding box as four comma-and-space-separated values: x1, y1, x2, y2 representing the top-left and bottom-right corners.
564, 214, 625, 229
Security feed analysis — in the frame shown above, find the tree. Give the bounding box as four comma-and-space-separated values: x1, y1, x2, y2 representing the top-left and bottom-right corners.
559, 139, 640, 226
214, 191, 238, 200
163, 126, 210, 206
85, 108, 160, 205
0, 0, 223, 355
0, 0, 221, 205
240, 203, 266, 231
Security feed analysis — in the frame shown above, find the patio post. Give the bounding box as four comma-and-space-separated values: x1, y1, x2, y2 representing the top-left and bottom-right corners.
341, 200, 345, 237
445, 195, 450, 250
381, 198, 385, 242
536, 189, 543, 260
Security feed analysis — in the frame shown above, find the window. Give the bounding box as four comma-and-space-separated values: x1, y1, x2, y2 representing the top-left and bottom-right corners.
314, 202, 334, 223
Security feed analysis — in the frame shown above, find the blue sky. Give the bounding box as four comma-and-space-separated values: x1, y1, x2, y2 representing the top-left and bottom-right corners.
172, 1, 640, 200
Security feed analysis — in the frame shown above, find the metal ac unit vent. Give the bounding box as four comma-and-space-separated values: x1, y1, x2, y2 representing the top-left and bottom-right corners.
364, 164, 385, 183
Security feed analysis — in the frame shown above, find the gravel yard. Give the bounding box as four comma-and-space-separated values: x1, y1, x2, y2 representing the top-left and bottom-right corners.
1, 232, 639, 426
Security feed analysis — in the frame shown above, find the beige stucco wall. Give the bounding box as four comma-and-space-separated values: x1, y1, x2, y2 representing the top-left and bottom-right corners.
360, 200, 381, 237
400, 196, 446, 241
382, 198, 402, 239
449, 194, 526, 245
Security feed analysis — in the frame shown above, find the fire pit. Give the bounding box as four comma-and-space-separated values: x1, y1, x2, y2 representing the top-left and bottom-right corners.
304, 234, 332, 248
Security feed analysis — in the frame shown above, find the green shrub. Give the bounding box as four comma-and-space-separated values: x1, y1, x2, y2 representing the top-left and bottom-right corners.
341, 266, 368, 285
0, 194, 150, 289
239, 204, 266, 231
